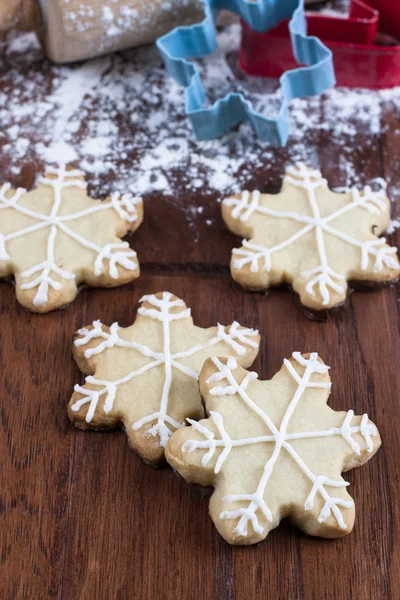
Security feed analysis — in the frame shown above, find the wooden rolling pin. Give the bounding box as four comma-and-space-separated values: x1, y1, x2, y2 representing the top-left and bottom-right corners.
0, 0, 203, 63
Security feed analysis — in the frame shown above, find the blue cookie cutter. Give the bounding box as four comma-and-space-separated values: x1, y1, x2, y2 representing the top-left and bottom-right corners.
156, 0, 335, 146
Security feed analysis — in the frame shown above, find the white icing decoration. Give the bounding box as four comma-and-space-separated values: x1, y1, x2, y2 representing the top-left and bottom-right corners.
0, 164, 142, 307
0, 233, 10, 261
110, 192, 142, 223
94, 242, 137, 278
182, 352, 377, 537
224, 162, 399, 305
71, 292, 259, 447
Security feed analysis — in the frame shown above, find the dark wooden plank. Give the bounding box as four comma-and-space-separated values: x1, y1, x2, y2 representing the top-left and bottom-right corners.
0, 284, 85, 599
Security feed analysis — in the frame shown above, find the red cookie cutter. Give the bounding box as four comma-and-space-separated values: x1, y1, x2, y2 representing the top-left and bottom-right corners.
367, 0, 400, 41
239, 0, 400, 89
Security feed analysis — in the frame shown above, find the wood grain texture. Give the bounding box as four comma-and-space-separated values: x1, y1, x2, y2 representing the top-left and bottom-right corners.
1, 269, 398, 599
1, 29, 400, 600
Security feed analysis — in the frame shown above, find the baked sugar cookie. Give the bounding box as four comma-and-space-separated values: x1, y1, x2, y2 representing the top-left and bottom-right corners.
0, 164, 143, 312
222, 163, 400, 312
166, 353, 381, 545
69, 292, 260, 465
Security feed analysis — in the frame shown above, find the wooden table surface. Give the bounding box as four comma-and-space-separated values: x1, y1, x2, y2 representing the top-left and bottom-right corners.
1, 23, 400, 600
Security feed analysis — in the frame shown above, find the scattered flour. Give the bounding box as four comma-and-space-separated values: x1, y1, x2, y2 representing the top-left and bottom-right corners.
1, 20, 400, 231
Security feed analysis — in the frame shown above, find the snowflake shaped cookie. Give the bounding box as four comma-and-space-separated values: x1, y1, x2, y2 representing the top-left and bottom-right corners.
68, 292, 260, 465
166, 353, 381, 545
0, 164, 143, 312
222, 163, 400, 312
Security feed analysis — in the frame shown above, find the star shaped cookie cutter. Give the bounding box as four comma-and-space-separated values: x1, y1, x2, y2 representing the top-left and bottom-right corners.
156, 0, 335, 146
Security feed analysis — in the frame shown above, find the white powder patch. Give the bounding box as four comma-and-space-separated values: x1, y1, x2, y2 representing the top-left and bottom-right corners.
101, 6, 114, 23
80, 137, 113, 158
42, 57, 113, 162
14, 138, 29, 158
6, 32, 41, 54
41, 140, 78, 164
